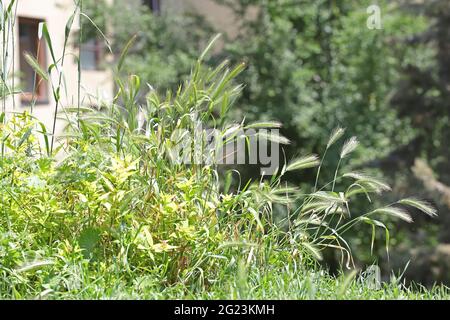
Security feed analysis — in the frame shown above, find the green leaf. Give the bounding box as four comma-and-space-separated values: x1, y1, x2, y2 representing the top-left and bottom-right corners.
78, 227, 101, 258
248, 207, 264, 232
17, 128, 32, 148
198, 33, 222, 62
36, 121, 50, 156
40, 23, 58, 68
117, 34, 137, 73
16, 260, 54, 274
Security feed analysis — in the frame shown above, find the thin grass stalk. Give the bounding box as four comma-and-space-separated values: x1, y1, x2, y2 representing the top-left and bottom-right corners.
1, 0, 7, 115
6, 4, 14, 107
77, 0, 83, 129
331, 158, 342, 192
314, 148, 328, 192
1, 1, 14, 115
5, 4, 16, 137
10, 1, 18, 111
0, 0, 3, 227
29, 39, 42, 115
50, 5, 78, 153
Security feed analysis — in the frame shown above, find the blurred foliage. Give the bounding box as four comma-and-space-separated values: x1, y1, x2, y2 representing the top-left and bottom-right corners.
214, 0, 449, 282
217, 0, 428, 181
82, 0, 214, 93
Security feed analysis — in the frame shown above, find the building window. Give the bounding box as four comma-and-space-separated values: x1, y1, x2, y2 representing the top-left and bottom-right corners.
19, 17, 47, 103
143, 0, 161, 13
80, 38, 102, 70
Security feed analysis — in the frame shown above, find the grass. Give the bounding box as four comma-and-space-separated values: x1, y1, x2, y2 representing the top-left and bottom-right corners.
3, 256, 448, 299
0, 1, 449, 300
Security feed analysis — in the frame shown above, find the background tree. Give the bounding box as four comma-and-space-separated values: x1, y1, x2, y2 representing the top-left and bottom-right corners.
82, 0, 214, 93
215, 0, 448, 282
82, 0, 450, 285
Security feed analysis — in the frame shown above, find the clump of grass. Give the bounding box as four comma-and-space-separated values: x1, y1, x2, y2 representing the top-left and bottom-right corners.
253, 122, 437, 269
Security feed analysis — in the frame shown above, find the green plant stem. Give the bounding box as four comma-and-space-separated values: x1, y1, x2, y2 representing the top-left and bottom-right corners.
332, 158, 342, 192
314, 148, 328, 192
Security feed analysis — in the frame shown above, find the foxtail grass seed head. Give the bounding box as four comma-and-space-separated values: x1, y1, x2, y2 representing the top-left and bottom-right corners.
343, 172, 391, 192
286, 154, 320, 172
340, 136, 359, 159
245, 121, 282, 129
398, 198, 437, 217
371, 207, 413, 223
327, 126, 345, 149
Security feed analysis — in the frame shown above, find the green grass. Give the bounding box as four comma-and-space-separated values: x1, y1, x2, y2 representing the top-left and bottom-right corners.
2, 253, 448, 299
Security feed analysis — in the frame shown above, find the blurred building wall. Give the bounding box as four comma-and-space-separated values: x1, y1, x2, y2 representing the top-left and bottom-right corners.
6, 0, 114, 136
163, 0, 258, 39
5, 0, 253, 138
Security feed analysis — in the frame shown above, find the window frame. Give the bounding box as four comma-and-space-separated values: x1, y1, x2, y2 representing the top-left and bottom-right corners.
144, 0, 161, 14
18, 16, 48, 104
80, 38, 103, 71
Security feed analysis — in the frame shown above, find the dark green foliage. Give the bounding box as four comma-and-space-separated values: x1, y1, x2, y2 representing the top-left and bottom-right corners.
82, 0, 214, 93
214, 0, 450, 284
218, 0, 427, 178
